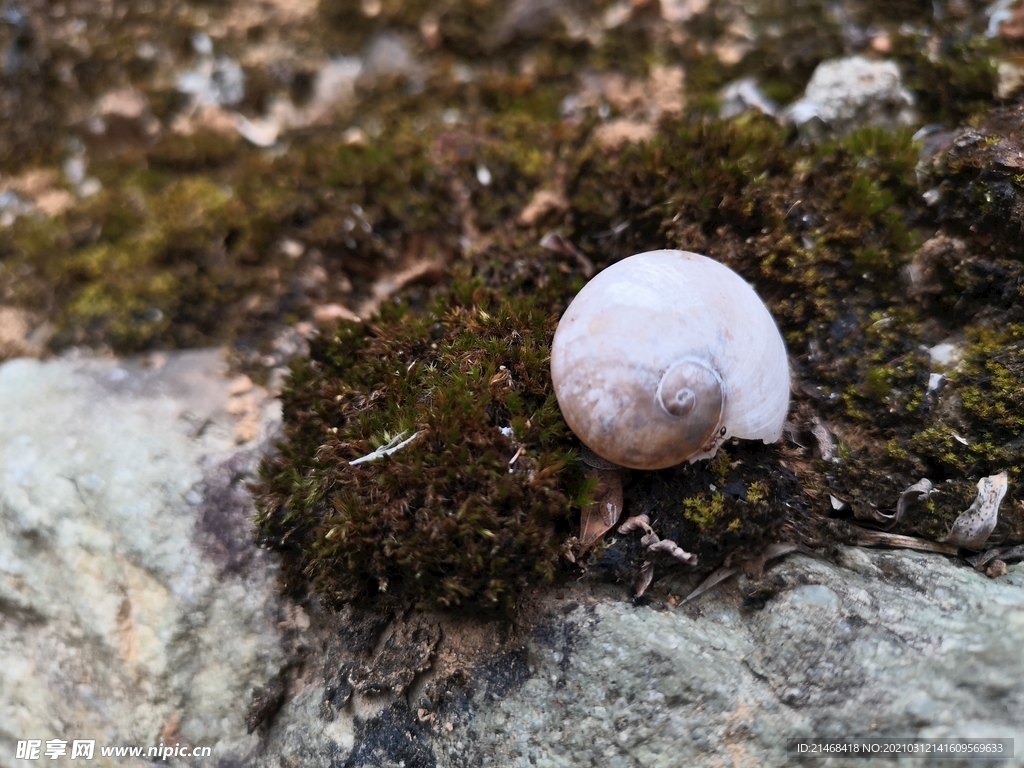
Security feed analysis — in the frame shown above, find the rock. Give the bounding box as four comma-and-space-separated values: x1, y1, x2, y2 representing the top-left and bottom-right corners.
920, 103, 1024, 257
0, 307, 50, 360
783, 56, 917, 136
233, 56, 362, 146
0, 350, 289, 766
177, 53, 246, 108
719, 77, 778, 120
360, 33, 421, 90
996, 60, 1024, 99
245, 549, 1024, 767
4, 351, 1024, 767
442, 553, 1024, 766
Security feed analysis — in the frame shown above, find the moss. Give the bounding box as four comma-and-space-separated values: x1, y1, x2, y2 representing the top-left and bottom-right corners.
708, 450, 732, 487
912, 325, 1024, 480
683, 493, 727, 531
255, 265, 588, 612
0, 110, 466, 353
568, 121, 924, 400
465, 112, 572, 231
616, 442, 812, 573
147, 131, 244, 172
251, 94, 1024, 612
746, 481, 769, 507
893, 31, 1000, 125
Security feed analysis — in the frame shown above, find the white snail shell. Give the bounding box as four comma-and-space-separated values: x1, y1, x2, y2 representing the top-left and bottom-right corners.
551, 249, 790, 470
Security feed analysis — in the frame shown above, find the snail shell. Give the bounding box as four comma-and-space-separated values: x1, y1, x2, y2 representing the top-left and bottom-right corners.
551, 249, 790, 470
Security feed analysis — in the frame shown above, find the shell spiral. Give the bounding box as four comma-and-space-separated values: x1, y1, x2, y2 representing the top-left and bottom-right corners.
550, 250, 790, 470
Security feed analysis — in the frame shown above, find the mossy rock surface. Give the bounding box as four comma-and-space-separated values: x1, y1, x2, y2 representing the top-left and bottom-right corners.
922, 103, 1024, 257
253, 109, 1024, 612
4, 0, 1024, 612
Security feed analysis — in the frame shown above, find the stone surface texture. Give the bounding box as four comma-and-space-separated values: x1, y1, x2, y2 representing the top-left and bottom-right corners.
0, 350, 290, 767
783, 55, 918, 134
2, 351, 1023, 768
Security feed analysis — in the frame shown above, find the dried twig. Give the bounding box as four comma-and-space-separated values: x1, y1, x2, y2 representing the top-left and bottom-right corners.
851, 526, 960, 555
349, 431, 420, 466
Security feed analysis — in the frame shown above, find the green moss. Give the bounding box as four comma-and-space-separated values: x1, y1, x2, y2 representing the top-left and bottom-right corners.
708, 450, 731, 487
0, 108, 468, 353
682, 493, 727, 531
255, 268, 587, 612
746, 481, 768, 507
907, 425, 972, 475
955, 327, 1024, 431
248, 96, 1024, 610
904, 326, 1024, 484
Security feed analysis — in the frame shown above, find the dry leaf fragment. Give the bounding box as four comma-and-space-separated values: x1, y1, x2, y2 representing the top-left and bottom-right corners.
314, 303, 361, 324
539, 231, 595, 278
647, 538, 697, 565
579, 469, 623, 548
640, 531, 659, 548
349, 431, 420, 466
357, 258, 447, 320
863, 478, 933, 529
811, 416, 838, 462
893, 478, 933, 528
518, 190, 568, 226
940, 471, 1008, 550
682, 566, 738, 604
618, 514, 653, 535
634, 561, 655, 598
681, 542, 796, 603
741, 541, 799, 578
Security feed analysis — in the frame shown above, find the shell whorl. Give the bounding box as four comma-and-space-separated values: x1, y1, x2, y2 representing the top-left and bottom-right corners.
656, 358, 723, 422
550, 249, 790, 470
655, 358, 725, 457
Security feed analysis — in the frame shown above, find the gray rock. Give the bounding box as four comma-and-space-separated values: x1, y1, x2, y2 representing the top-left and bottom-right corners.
360, 33, 421, 91
719, 77, 778, 120
257, 553, 1024, 768
177, 50, 246, 108
782, 56, 918, 136
0, 350, 289, 767
444, 551, 1024, 767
